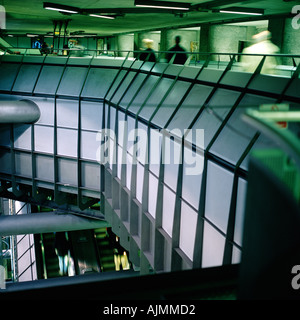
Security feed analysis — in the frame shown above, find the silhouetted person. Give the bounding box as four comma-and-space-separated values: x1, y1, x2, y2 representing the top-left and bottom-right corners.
241, 30, 280, 75
166, 35, 188, 65
139, 38, 156, 62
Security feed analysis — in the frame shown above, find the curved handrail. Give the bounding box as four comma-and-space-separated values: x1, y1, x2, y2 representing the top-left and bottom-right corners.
241, 109, 300, 170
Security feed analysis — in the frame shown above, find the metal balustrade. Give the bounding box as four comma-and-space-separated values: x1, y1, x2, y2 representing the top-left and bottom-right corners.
0, 50, 299, 274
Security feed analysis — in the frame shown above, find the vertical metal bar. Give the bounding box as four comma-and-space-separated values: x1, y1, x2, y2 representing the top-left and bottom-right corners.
77, 55, 94, 210
222, 132, 260, 265
53, 54, 70, 203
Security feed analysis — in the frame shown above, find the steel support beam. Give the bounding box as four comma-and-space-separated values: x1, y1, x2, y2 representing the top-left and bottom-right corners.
0, 212, 108, 236
0, 100, 40, 123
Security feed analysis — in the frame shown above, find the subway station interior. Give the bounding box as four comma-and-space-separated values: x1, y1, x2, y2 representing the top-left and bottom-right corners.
0, 0, 300, 300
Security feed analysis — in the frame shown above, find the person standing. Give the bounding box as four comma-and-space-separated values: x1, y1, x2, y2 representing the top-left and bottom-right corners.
166, 35, 188, 65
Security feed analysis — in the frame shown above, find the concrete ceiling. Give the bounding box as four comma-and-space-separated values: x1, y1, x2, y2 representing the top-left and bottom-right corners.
1, 0, 297, 37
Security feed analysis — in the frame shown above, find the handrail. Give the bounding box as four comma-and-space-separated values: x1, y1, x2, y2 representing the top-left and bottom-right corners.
241, 110, 300, 171
1, 47, 300, 59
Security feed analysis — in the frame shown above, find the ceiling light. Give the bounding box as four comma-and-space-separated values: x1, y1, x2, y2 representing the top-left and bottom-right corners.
43, 2, 79, 14
89, 14, 116, 20
218, 7, 264, 16
134, 0, 190, 11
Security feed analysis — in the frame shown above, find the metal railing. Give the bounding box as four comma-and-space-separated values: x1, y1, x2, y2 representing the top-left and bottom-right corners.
1, 47, 300, 76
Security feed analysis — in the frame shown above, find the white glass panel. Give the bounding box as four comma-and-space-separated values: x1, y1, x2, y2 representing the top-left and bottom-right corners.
163, 137, 181, 191
205, 161, 234, 234
162, 186, 176, 237
34, 125, 54, 154
58, 158, 77, 185
151, 81, 190, 128
57, 128, 77, 157
34, 98, 54, 126
57, 99, 78, 129
126, 153, 132, 190
234, 178, 247, 246
202, 221, 225, 268
13, 64, 41, 92
81, 162, 100, 190
81, 101, 102, 131
34, 65, 64, 94
149, 128, 162, 176
232, 245, 242, 264
148, 172, 158, 218
14, 125, 31, 150
139, 78, 173, 121
81, 131, 98, 161
182, 146, 204, 209
57, 67, 88, 97
210, 108, 257, 165
136, 162, 144, 203
179, 202, 198, 261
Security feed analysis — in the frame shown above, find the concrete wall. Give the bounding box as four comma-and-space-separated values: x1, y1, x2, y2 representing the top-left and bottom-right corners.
208, 25, 260, 60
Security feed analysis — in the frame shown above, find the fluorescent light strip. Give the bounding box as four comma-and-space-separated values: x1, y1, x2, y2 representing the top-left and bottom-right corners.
89, 14, 115, 19
219, 10, 263, 16
136, 4, 189, 10
44, 6, 78, 14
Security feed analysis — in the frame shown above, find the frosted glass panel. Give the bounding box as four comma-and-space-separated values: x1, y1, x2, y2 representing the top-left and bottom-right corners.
34, 65, 64, 94
136, 162, 144, 203
179, 202, 197, 261
210, 107, 257, 165
15, 152, 32, 177
111, 71, 136, 104
162, 186, 176, 237
126, 116, 136, 155
202, 222, 225, 268
189, 107, 229, 149
167, 84, 213, 131
57, 67, 88, 96
163, 137, 181, 191
57, 100, 78, 129
34, 125, 54, 154
13, 64, 41, 93
35, 155, 54, 181
126, 153, 132, 190
34, 98, 54, 126
119, 73, 147, 109
151, 81, 190, 128
149, 128, 162, 176
128, 75, 159, 114
148, 172, 158, 218
232, 245, 242, 264
57, 128, 77, 157
182, 147, 204, 209
14, 125, 31, 150
81, 68, 118, 98
58, 158, 77, 185
205, 161, 234, 233
81, 162, 100, 190
81, 131, 98, 161
0, 126, 10, 147
139, 78, 173, 121
105, 70, 127, 101
234, 178, 247, 246
81, 101, 102, 131
0, 63, 19, 90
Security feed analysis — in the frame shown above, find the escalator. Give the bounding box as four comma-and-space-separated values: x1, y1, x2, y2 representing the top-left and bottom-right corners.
35, 227, 131, 280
